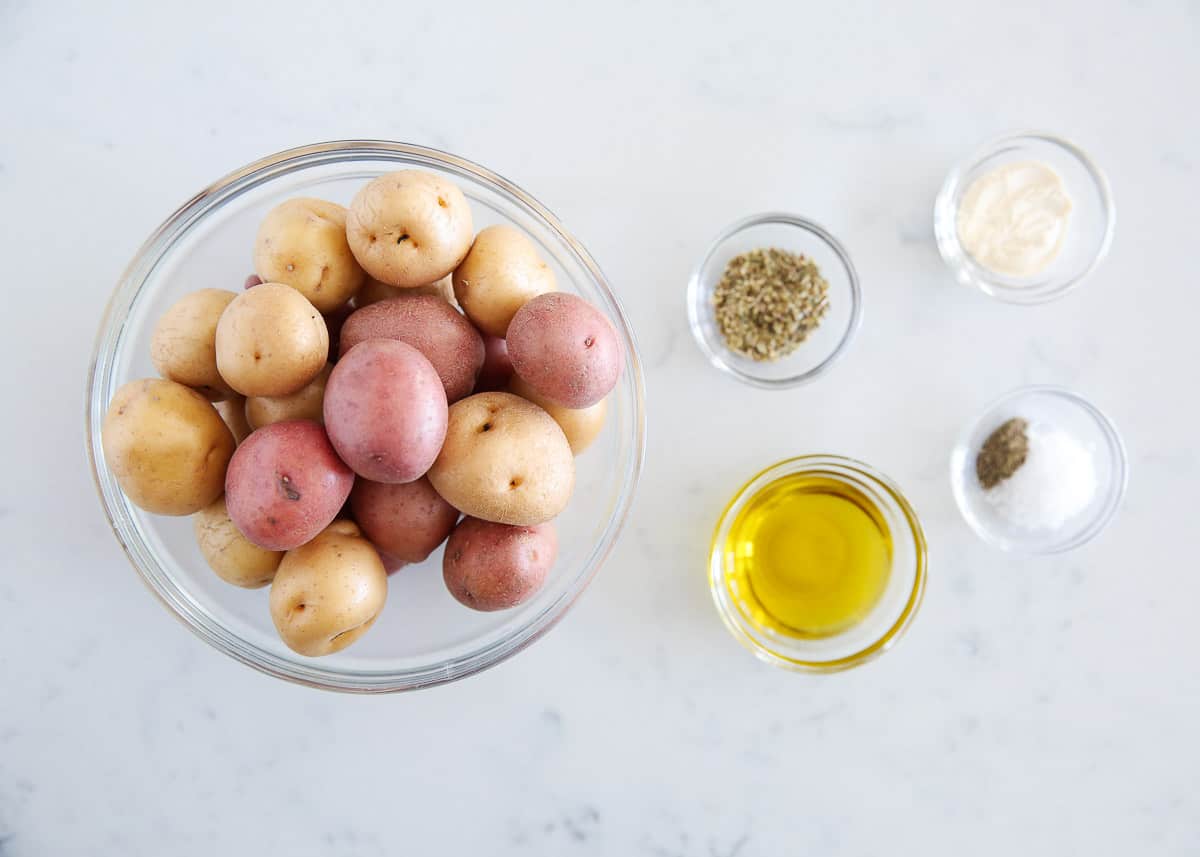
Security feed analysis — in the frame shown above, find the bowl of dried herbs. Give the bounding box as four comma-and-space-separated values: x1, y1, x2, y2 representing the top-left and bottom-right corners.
686, 212, 862, 389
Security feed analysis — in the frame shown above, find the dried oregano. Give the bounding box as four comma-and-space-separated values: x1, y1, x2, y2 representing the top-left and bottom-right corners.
712, 247, 830, 361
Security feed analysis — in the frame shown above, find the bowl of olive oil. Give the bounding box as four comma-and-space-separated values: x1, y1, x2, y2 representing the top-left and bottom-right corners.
710, 456, 926, 672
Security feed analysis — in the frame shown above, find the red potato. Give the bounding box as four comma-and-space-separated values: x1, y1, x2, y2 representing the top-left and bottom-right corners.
224, 420, 355, 551
473, 334, 513, 393
350, 476, 459, 564
442, 518, 557, 611
323, 339, 448, 483
379, 551, 408, 575
339, 296, 484, 402
507, 293, 623, 408
244, 274, 263, 289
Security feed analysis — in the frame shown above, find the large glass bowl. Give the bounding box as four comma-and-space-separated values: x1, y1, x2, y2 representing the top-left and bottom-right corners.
86, 141, 646, 693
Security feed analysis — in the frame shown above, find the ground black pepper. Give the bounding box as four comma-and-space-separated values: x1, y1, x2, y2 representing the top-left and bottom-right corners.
976, 417, 1030, 489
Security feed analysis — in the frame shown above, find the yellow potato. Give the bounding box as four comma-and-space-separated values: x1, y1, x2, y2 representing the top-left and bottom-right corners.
412, 274, 459, 308
193, 495, 283, 588
269, 520, 387, 657
346, 171, 473, 287
428, 392, 574, 526
215, 395, 252, 443
150, 288, 238, 400
356, 274, 459, 310
245, 363, 332, 429
452, 225, 555, 338
253, 198, 365, 313
214, 283, 328, 397
101, 378, 235, 515
509, 375, 607, 455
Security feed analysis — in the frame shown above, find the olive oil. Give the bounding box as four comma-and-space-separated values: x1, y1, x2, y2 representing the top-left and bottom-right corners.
724, 473, 892, 639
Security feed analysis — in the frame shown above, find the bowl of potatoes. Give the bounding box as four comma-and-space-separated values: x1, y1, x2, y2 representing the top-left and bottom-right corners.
87, 141, 646, 692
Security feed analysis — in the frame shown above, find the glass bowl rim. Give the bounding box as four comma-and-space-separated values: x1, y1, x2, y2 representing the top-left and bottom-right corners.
949, 384, 1128, 555
85, 139, 648, 693
708, 454, 927, 673
686, 212, 863, 389
934, 130, 1115, 305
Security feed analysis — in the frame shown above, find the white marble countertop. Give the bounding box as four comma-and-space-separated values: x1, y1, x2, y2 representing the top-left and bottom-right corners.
3, 1, 1198, 853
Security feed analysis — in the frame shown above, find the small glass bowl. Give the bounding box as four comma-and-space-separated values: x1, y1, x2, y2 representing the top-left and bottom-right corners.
86, 141, 647, 693
686, 213, 862, 389
934, 132, 1114, 304
709, 456, 927, 673
950, 386, 1128, 554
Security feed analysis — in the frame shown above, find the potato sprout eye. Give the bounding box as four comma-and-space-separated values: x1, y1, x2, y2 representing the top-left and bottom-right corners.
397, 234, 410, 244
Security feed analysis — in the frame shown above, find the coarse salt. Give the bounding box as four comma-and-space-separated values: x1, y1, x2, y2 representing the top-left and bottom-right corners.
983, 423, 1096, 531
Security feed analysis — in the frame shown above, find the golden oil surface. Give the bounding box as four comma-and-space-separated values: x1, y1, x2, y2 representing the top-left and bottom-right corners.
725, 473, 892, 639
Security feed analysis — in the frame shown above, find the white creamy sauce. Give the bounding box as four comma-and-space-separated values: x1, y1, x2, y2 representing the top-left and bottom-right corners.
956, 161, 1073, 279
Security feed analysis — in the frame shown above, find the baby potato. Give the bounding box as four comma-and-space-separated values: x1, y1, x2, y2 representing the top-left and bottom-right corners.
355, 276, 401, 309
193, 495, 283, 588
443, 518, 557, 611
507, 292, 623, 408
253, 198, 365, 313
412, 274, 459, 307
339, 295, 484, 402
245, 363, 332, 430
427, 392, 574, 526
324, 339, 448, 483
452, 225, 556, 338
224, 420, 354, 551
101, 378, 234, 515
150, 288, 238, 400
350, 476, 459, 565
473, 334, 513, 393
215, 395, 252, 444
356, 274, 458, 310
269, 520, 387, 657
509, 375, 607, 455
215, 283, 328, 397
346, 170, 473, 288
324, 302, 352, 360
378, 552, 408, 575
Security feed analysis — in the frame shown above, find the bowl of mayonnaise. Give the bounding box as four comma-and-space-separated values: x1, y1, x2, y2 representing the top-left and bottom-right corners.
934, 131, 1114, 304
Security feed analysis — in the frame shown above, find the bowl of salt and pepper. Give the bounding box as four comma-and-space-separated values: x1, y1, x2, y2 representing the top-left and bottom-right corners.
691, 131, 1123, 669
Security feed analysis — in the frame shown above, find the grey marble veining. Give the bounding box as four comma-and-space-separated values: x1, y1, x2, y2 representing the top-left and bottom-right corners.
2, 0, 1198, 854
